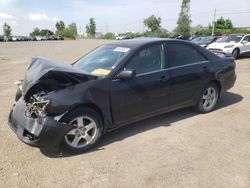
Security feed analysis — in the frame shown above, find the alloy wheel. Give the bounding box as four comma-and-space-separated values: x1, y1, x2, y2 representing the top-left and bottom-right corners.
202, 87, 218, 111
65, 116, 97, 148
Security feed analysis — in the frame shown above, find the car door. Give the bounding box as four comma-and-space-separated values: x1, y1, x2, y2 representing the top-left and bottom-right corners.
165, 41, 212, 108
244, 36, 250, 53
110, 43, 170, 125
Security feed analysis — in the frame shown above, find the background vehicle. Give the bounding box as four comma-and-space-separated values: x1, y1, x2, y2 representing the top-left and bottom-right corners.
191, 36, 218, 48
207, 34, 250, 59
8, 39, 236, 153
116, 35, 133, 40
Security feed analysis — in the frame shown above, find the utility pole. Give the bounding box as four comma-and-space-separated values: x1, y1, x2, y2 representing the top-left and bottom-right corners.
105, 22, 108, 33
212, 9, 216, 36
142, 18, 145, 33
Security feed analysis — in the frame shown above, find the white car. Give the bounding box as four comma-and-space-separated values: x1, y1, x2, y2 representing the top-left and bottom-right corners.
207, 34, 250, 59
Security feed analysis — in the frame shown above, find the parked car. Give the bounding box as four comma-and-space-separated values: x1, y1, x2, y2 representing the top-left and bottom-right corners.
8, 39, 236, 153
0, 35, 4, 42
12, 36, 21, 41
191, 36, 218, 48
207, 34, 250, 59
48, 35, 58, 40
56, 36, 64, 40
169, 35, 190, 40
29, 36, 37, 41
116, 35, 133, 40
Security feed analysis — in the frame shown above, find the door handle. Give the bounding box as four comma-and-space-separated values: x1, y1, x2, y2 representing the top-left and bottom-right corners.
159, 76, 168, 83
203, 66, 210, 72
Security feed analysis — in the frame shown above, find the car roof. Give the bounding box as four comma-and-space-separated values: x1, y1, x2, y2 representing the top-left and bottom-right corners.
107, 38, 183, 49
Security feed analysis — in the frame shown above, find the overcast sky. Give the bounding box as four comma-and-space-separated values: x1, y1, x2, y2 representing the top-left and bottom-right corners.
0, 0, 250, 35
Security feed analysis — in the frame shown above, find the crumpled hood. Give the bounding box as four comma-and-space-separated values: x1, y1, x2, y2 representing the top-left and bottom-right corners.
22, 56, 97, 100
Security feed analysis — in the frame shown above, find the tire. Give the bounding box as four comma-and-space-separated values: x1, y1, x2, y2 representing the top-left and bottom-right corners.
59, 107, 103, 153
194, 83, 219, 113
232, 48, 239, 59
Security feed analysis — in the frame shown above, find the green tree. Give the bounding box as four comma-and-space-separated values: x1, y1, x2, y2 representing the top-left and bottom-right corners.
68, 22, 77, 36
100, 32, 116, 39
55, 20, 65, 32
40, 29, 54, 36
61, 23, 78, 39
143, 15, 161, 32
85, 18, 96, 38
215, 17, 233, 30
175, 0, 192, 37
30, 27, 40, 37
3, 22, 12, 37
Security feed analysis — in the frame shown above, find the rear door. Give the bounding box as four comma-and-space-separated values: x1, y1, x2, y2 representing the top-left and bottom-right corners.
165, 41, 212, 108
110, 43, 170, 125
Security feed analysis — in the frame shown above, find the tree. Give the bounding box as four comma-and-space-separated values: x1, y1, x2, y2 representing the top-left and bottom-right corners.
215, 17, 233, 30
175, 0, 192, 37
30, 27, 40, 37
55, 20, 65, 32
143, 15, 161, 32
85, 18, 96, 38
62, 23, 78, 39
40, 29, 54, 36
68, 22, 77, 36
100, 32, 116, 39
3, 22, 12, 37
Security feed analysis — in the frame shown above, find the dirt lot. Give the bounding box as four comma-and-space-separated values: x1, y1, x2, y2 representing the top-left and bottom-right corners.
0, 39, 249, 188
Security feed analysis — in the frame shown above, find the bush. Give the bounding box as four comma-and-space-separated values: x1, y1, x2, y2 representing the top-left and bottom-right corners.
99, 33, 116, 39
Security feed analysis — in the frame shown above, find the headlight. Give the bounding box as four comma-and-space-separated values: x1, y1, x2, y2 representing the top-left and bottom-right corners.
25, 95, 50, 117
224, 45, 234, 48
14, 80, 23, 91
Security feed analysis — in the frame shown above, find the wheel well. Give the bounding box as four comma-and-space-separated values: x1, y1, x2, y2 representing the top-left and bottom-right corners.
233, 47, 240, 53
209, 80, 222, 95
66, 103, 105, 126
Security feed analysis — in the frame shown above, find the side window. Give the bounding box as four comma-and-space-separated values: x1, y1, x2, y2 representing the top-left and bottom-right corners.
167, 42, 207, 67
125, 44, 165, 75
243, 36, 250, 42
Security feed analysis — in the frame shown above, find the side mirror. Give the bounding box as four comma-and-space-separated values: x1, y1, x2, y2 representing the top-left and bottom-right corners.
242, 40, 248, 44
117, 69, 136, 80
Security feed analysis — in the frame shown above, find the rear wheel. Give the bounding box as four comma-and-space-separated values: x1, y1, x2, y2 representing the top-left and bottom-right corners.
60, 107, 103, 153
194, 83, 219, 113
232, 48, 239, 59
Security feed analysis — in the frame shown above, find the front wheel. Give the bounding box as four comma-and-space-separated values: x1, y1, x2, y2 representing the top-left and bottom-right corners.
194, 83, 219, 113
232, 48, 239, 59
60, 107, 103, 153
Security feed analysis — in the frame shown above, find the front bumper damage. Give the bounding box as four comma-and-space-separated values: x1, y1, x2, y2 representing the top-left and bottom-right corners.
8, 97, 72, 150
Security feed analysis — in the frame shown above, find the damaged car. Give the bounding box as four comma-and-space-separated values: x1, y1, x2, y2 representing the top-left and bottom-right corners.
8, 39, 236, 153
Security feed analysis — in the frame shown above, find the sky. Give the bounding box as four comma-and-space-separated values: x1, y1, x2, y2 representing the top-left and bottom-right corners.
0, 0, 250, 35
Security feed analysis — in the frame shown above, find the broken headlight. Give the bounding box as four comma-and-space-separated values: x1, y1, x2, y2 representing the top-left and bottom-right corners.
14, 80, 23, 101
25, 94, 50, 118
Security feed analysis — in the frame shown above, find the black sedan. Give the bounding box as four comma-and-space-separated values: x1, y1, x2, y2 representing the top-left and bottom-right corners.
8, 39, 236, 153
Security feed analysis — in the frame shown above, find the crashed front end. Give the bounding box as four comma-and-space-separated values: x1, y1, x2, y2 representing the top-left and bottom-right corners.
8, 97, 72, 150
8, 56, 97, 150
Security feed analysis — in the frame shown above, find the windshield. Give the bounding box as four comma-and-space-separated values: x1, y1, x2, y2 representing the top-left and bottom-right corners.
217, 35, 243, 43
73, 45, 130, 76
191, 36, 214, 44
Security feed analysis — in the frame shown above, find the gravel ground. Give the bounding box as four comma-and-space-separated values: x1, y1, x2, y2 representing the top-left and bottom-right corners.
0, 39, 249, 188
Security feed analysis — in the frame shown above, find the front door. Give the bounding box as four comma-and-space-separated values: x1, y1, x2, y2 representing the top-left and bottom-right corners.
110, 43, 170, 125
241, 36, 250, 54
